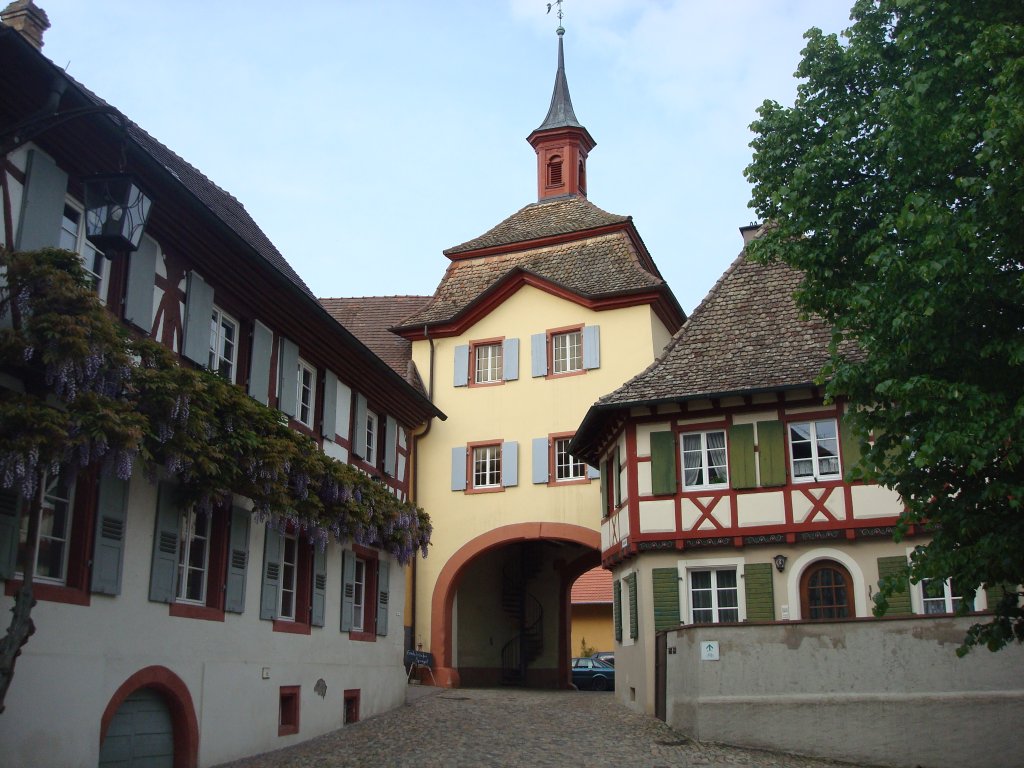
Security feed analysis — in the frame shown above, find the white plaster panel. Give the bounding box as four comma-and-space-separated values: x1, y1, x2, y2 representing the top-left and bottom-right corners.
639, 499, 676, 533
737, 491, 786, 527
635, 422, 671, 457
851, 483, 903, 518
731, 410, 778, 426
791, 487, 846, 524
637, 461, 652, 496
783, 389, 815, 402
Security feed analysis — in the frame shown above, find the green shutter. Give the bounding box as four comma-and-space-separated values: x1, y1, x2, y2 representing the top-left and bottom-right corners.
729, 424, 756, 489
744, 563, 775, 621
614, 447, 622, 506
877, 556, 912, 615
613, 579, 622, 642
984, 582, 1017, 612
841, 413, 864, 481
650, 432, 677, 496
0, 489, 23, 580
625, 573, 639, 640
600, 463, 609, 518
652, 568, 681, 631
756, 421, 786, 487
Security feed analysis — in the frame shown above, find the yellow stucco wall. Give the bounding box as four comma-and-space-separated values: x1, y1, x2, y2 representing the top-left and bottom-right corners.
411, 283, 672, 651
571, 605, 613, 657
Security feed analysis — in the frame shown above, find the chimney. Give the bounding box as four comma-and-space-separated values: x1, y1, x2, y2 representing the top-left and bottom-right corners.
739, 223, 763, 246
1, 0, 50, 50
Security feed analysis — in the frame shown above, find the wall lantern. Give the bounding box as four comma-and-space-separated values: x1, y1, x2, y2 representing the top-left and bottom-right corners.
83, 174, 152, 252
773, 554, 788, 573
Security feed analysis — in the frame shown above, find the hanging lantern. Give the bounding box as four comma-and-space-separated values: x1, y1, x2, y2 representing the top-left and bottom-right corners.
83, 174, 152, 252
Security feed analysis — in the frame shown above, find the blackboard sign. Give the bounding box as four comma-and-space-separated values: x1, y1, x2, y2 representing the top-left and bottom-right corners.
404, 650, 434, 668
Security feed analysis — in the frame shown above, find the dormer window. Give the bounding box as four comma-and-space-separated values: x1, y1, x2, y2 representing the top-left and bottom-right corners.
547, 155, 563, 187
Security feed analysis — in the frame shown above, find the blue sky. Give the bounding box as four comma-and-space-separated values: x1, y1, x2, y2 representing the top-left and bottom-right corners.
38, 0, 854, 314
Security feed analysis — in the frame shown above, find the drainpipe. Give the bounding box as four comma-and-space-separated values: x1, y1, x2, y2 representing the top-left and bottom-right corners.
410, 325, 436, 656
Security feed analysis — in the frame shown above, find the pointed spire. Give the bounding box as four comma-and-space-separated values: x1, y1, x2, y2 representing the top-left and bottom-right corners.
535, 28, 584, 132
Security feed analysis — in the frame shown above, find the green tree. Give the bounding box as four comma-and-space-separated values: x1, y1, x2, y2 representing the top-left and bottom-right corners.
745, 0, 1023, 653
0, 249, 432, 711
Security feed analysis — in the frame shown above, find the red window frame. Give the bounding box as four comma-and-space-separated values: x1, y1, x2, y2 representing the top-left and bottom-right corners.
548, 431, 591, 487
466, 440, 504, 495
273, 525, 314, 635
168, 504, 230, 622
546, 324, 585, 379
278, 686, 300, 736
468, 336, 505, 388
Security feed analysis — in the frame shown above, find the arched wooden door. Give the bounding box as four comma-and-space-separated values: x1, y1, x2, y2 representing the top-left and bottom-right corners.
98, 687, 174, 768
800, 560, 854, 619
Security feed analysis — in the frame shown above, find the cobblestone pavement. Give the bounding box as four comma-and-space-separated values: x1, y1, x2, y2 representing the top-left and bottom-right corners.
216, 686, 879, 768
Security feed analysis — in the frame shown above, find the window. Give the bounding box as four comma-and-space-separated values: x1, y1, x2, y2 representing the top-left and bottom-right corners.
278, 686, 300, 737
789, 419, 841, 481
296, 359, 316, 429
681, 430, 728, 489
552, 330, 582, 375
278, 532, 298, 621
800, 560, 853, 619
17, 471, 74, 584
547, 154, 563, 186
474, 342, 503, 384
555, 437, 587, 481
689, 569, 739, 623
352, 557, 366, 631
208, 307, 238, 382
343, 689, 360, 724
922, 579, 969, 614
59, 201, 109, 300
472, 444, 502, 489
365, 409, 379, 466
175, 509, 210, 604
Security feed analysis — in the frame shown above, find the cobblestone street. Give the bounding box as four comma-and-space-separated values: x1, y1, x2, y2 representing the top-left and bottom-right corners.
217, 686, 878, 768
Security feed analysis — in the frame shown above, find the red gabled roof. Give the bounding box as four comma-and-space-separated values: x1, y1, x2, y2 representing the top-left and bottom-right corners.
571, 566, 612, 604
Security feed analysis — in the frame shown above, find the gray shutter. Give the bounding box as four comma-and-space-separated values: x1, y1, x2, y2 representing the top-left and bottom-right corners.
311, 546, 327, 627
532, 437, 549, 484
340, 549, 355, 631
502, 441, 518, 487
224, 507, 250, 614
453, 345, 469, 387
503, 338, 519, 381
582, 325, 601, 369
16, 149, 67, 251
148, 482, 180, 604
322, 371, 339, 441
124, 235, 158, 332
259, 526, 283, 620
384, 416, 399, 476
91, 477, 129, 595
451, 447, 467, 491
248, 320, 273, 405
531, 333, 548, 377
336, 381, 353, 444
376, 559, 390, 636
353, 393, 368, 458
277, 337, 299, 417
182, 271, 215, 366
0, 490, 23, 580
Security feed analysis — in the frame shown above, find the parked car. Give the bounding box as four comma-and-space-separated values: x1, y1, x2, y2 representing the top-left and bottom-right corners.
571, 657, 615, 691
590, 651, 614, 666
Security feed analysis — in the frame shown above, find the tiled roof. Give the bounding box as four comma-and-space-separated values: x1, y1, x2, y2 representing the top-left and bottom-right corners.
444, 195, 629, 256
320, 296, 432, 391
571, 567, 612, 604
594, 253, 838, 407
401, 199, 664, 328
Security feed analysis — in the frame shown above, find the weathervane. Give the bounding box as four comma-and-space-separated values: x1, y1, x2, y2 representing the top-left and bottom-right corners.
546, 0, 564, 32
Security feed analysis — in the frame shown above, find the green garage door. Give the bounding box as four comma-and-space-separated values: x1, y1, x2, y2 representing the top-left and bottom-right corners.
99, 687, 174, 768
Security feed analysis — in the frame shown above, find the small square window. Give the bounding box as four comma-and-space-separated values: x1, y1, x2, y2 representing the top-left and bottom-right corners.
209, 307, 239, 383
343, 689, 360, 724
474, 342, 503, 384
551, 330, 582, 375
689, 569, 739, 624
789, 419, 841, 481
681, 431, 728, 489
278, 686, 300, 736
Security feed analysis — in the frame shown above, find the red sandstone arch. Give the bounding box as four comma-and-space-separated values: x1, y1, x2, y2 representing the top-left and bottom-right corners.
100, 665, 199, 768
429, 522, 601, 687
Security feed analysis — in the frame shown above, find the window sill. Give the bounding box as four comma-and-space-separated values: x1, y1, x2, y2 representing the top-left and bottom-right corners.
548, 477, 591, 487
169, 602, 225, 622
465, 485, 505, 495
4, 579, 90, 606
681, 485, 729, 494
273, 619, 312, 635
545, 369, 586, 380
348, 630, 376, 643
468, 379, 505, 388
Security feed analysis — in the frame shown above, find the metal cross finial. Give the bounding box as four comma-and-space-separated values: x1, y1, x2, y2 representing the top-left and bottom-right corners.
546, 0, 564, 27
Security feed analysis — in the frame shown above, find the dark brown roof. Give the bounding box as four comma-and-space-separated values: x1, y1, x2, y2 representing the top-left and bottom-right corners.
400, 197, 666, 329
320, 296, 432, 391
572, 250, 851, 460
444, 195, 629, 256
